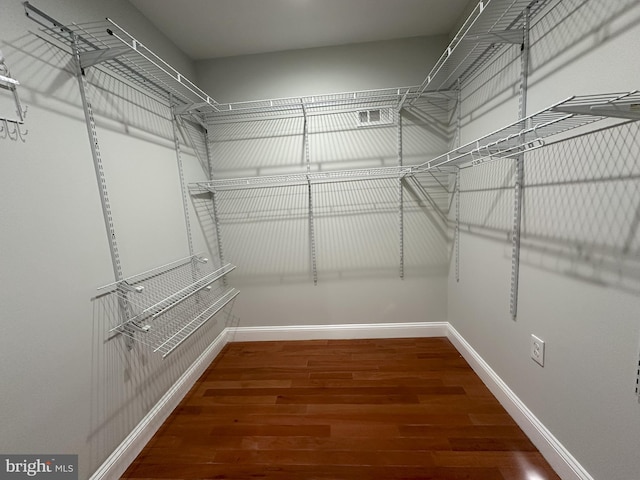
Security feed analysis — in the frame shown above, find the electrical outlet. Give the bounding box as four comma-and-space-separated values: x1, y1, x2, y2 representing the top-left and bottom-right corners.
530, 334, 545, 367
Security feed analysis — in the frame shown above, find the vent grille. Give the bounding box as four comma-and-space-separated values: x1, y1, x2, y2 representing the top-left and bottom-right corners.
357, 108, 392, 126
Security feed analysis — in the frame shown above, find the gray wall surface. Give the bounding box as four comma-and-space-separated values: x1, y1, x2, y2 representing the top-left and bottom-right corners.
0, 1, 220, 478
448, 1, 640, 479
196, 36, 448, 103
195, 37, 452, 329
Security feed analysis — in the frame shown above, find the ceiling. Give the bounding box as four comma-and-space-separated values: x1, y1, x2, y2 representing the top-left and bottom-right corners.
128, 0, 472, 60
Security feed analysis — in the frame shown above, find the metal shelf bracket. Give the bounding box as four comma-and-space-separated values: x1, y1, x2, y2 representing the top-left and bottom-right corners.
551, 91, 640, 120
78, 46, 130, 69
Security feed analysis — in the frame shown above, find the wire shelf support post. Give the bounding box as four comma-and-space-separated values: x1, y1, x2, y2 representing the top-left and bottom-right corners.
71, 34, 136, 348
455, 169, 461, 283
203, 129, 227, 286
302, 103, 318, 285
171, 103, 195, 257
510, 5, 531, 320
397, 109, 404, 280
454, 80, 462, 283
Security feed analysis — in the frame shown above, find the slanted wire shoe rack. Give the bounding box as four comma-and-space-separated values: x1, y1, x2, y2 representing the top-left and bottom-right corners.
99, 255, 238, 358
23, 1, 238, 357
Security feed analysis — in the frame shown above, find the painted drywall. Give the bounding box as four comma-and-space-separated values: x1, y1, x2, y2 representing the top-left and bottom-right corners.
194, 38, 452, 329
196, 36, 448, 103
0, 1, 221, 479
448, 1, 640, 479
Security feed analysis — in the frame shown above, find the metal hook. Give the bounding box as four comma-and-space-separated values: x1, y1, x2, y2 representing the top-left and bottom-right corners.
17, 122, 28, 142
0, 119, 6, 139
6, 120, 18, 141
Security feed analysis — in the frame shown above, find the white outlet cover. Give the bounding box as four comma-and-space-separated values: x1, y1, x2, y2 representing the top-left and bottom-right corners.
530, 334, 545, 367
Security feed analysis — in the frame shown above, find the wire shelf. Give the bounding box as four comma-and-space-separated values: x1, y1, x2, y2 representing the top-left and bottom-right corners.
207, 87, 424, 119
120, 285, 239, 358
413, 91, 640, 172
99, 254, 238, 357
191, 91, 640, 192
412, 0, 550, 102
23, 2, 426, 118
24, 0, 548, 117
190, 166, 431, 192
24, 1, 219, 109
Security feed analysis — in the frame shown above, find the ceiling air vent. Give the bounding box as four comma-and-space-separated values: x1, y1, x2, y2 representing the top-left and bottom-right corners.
357, 108, 392, 127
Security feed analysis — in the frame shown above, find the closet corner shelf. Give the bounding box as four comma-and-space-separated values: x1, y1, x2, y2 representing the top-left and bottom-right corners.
98, 254, 238, 358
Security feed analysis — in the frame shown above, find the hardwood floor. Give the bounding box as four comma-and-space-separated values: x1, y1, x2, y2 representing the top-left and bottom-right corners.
123, 338, 560, 479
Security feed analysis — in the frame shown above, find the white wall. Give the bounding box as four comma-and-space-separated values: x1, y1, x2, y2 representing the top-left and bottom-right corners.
195, 36, 451, 329
448, 1, 640, 479
0, 1, 222, 478
196, 36, 448, 102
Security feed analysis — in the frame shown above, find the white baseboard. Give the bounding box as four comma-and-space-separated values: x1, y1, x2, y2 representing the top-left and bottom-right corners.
91, 321, 591, 480
447, 324, 593, 480
88, 329, 229, 480
226, 321, 449, 342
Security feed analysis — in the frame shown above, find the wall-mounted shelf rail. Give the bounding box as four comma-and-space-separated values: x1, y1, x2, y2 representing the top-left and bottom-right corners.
98, 254, 238, 358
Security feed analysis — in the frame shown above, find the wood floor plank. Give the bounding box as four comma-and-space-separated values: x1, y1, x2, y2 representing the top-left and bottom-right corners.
123, 338, 561, 480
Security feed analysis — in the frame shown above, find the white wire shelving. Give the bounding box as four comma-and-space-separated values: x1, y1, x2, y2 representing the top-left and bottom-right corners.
191, 91, 640, 193
409, 0, 550, 105
24, 0, 640, 228
24, 0, 550, 118
0, 48, 27, 141
207, 87, 424, 120
413, 91, 640, 172
23, 1, 219, 110
24, 2, 244, 357
98, 254, 238, 358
